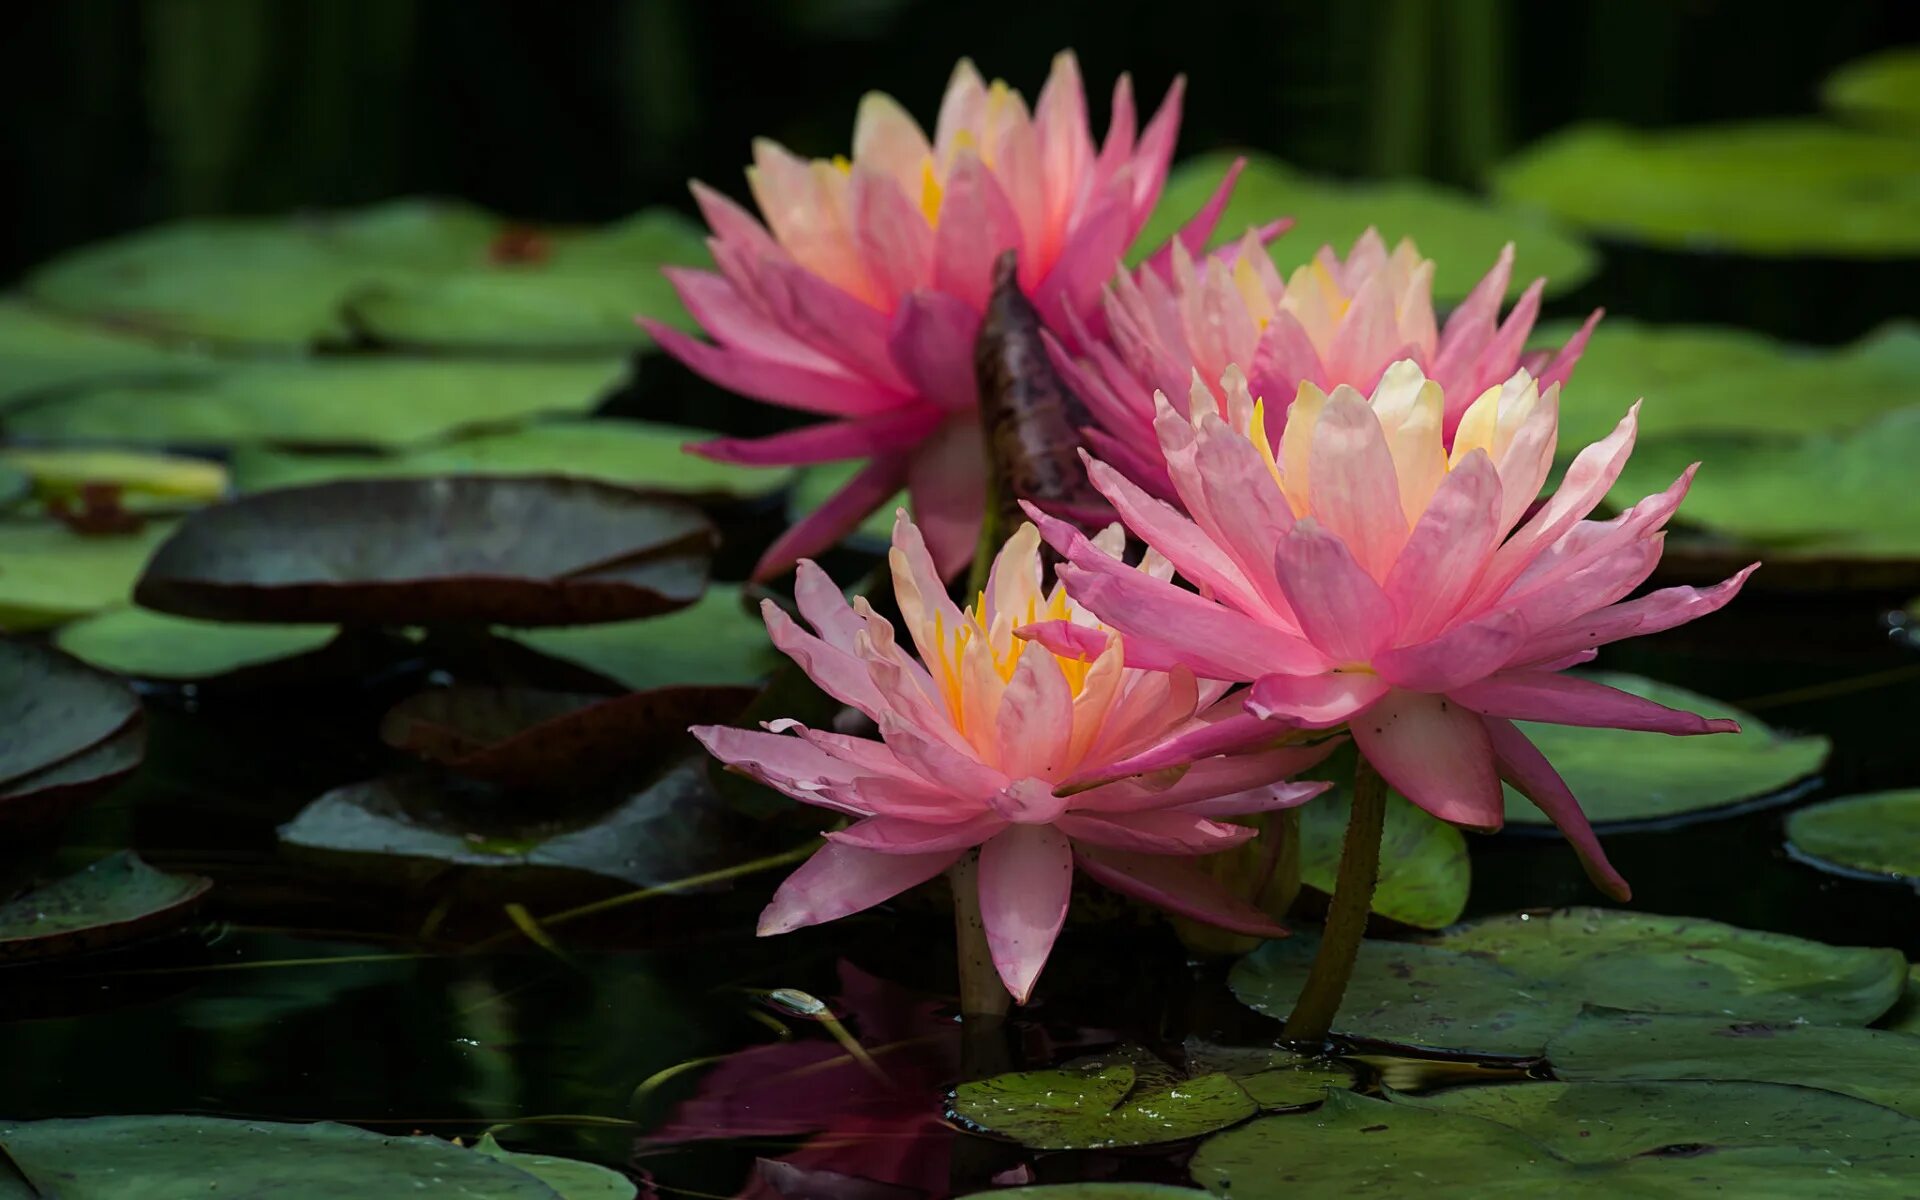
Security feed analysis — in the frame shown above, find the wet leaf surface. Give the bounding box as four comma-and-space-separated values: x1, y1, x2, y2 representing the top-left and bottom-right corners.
1300, 748, 1468, 929
0, 639, 141, 789
1493, 119, 1920, 257
1503, 673, 1828, 827
507, 585, 779, 691
54, 608, 339, 681
1137, 153, 1596, 301
1230, 908, 1904, 1057
473, 1133, 637, 1200
0, 721, 146, 833
1785, 789, 1920, 885
1823, 46, 1920, 131
135, 476, 712, 626
0, 852, 210, 963
0, 520, 174, 631
952, 1046, 1258, 1150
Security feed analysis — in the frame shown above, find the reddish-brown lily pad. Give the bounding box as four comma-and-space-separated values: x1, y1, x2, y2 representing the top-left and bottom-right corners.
379, 684, 754, 789
0, 851, 211, 963
133, 475, 715, 627
0, 721, 146, 835
0, 639, 141, 790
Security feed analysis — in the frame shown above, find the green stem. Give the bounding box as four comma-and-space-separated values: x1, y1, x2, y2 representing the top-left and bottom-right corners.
965, 466, 1003, 598
949, 849, 1010, 1021
1284, 752, 1388, 1045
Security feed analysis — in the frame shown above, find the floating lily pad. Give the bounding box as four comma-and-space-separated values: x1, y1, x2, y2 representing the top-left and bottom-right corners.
0, 298, 215, 405
0, 466, 26, 510
473, 1134, 637, 1200
1824, 46, 1920, 131
0, 1115, 589, 1198
1300, 748, 1468, 929
0, 638, 141, 789
791, 463, 902, 544
0, 520, 173, 630
0, 446, 229, 506
1547, 1009, 1920, 1119
1540, 318, 1920, 450
1229, 908, 1903, 1057
1785, 789, 1920, 887
0, 852, 209, 963
952, 1046, 1255, 1150
1503, 673, 1827, 827
507, 585, 778, 691
26, 198, 703, 352
1135, 152, 1597, 301
135, 476, 712, 627
1181, 1041, 1357, 1110
984, 1189, 1205, 1200
1189, 1084, 1920, 1199
52, 608, 340, 682
4, 356, 631, 450
1882, 965, 1920, 1036
230, 420, 790, 498
0, 721, 146, 832
1493, 120, 1920, 257
380, 684, 751, 788
278, 758, 745, 892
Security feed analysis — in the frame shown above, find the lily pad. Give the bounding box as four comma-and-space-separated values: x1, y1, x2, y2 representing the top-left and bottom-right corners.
1135, 152, 1597, 301
0, 298, 215, 405
230, 419, 790, 498
952, 1046, 1255, 1150
0, 852, 210, 962
0, 638, 141, 788
1300, 748, 1468, 929
1189, 1085, 1920, 1199
1540, 318, 1920, 451
52, 608, 340, 682
0, 466, 26, 510
1502, 673, 1828, 827
1882, 965, 1920, 1036
0, 520, 174, 630
380, 684, 752, 788
473, 1134, 637, 1200
1547, 1009, 1920, 1119
0, 1115, 589, 1198
278, 758, 746, 892
1492, 119, 1920, 257
1181, 1041, 1357, 1110
1824, 46, 1920, 131
507, 585, 778, 691
134, 476, 713, 627
1785, 789, 1920, 887
0, 446, 229, 506
1229, 908, 1903, 1057
4, 356, 631, 450
0, 721, 146, 833
983, 1189, 1205, 1200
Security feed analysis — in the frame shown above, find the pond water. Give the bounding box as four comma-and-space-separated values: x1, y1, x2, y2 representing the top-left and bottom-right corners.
4, 582, 1915, 1197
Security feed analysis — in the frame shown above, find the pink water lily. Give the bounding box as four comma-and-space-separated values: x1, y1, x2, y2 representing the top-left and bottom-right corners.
1026, 362, 1757, 899
692, 514, 1333, 1003
644, 51, 1263, 580
1050, 230, 1601, 499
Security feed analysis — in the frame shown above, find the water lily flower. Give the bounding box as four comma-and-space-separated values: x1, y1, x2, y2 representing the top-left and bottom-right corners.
692, 514, 1333, 1003
1025, 363, 1756, 898
1049, 231, 1601, 499
644, 52, 1259, 580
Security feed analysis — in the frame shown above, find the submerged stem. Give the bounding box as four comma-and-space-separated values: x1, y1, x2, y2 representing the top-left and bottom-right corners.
1283, 752, 1388, 1045
948, 849, 1010, 1020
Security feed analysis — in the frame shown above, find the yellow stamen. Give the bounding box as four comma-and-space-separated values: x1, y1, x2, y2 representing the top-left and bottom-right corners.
919, 162, 943, 225
1249, 398, 1285, 489
830, 154, 852, 174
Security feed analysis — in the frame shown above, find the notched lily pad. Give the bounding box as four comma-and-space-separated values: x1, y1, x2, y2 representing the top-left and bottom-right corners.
1504, 672, 1827, 828
380, 684, 752, 788
1229, 908, 1903, 1057
53, 608, 341, 682
0, 852, 210, 962
1785, 789, 1920, 888
135, 476, 713, 627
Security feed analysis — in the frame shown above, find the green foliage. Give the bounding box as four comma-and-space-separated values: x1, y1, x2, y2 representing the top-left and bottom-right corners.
1299, 750, 1469, 928
1786, 789, 1920, 885
1824, 45, 1920, 131
0, 853, 209, 963
53, 609, 338, 682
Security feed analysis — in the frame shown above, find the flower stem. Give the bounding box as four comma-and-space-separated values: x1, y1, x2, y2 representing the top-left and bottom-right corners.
949, 849, 1010, 1020
1283, 752, 1387, 1045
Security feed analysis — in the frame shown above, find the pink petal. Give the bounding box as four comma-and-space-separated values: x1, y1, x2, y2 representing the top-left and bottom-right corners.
931, 150, 1023, 312
1447, 672, 1741, 735
1374, 610, 1530, 693
1271, 520, 1397, 665
1535, 307, 1603, 391
1080, 709, 1286, 785
1056, 559, 1317, 682
1349, 688, 1504, 830
888, 290, 981, 414
761, 600, 886, 720
753, 457, 909, 580
1135, 154, 1247, 281
995, 648, 1075, 781
827, 812, 1006, 855
1031, 175, 1135, 333
1073, 742, 1343, 812
1055, 811, 1256, 855
851, 168, 935, 302
906, 420, 985, 581
663, 267, 847, 375
1073, 846, 1286, 937
759, 842, 964, 935
1510, 565, 1758, 668
1249, 310, 1329, 397
691, 725, 876, 816
693, 407, 941, 466
792, 559, 865, 650
751, 253, 911, 390
1483, 716, 1630, 901
643, 320, 908, 417
877, 714, 1014, 798
1382, 450, 1503, 644
1127, 75, 1186, 225
1470, 278, 1544, 397
1305, 390, 1407, 578
1246, 671, 1391, 728
978, 825, 1075, 1003
1478, 403, 1641, 597
1171, 780, 1333, 818
1081, 453, 1267, 614
1185, 414, 1300, 618
690, 179, 783, 257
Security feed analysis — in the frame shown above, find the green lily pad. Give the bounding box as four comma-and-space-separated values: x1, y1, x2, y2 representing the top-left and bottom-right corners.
52, 608, 339, 682
1189, 1085, 1920, 1199
1181, 1041, 1356, 1110
1492, 119, 1920, 257
0, 720, 145, 833
1502, 672, 1828, 827
0, 1115, 588, 1198
981, 1189, 1205, 1200
0, 298, 216, 405
135, 476, 712, 627
1135, 152, 1597, 302
0, 466, 27, 510
4, 356, 631, 450
0, 852, 210, 962
230, 419, 790, 498
1300, 747, 1468, 929
26, 198, 703, 352
952, 1046, 1257, 1150
1229, 908, 1904, 1057
1541, 318, 1920, 451
0, 520, 173, 630
0, 638, 141, 789
1785, 789, 1920, 886
472, 1134, 636, 1200
507, 585, 778, 691
1824, 46, 1920, 131
278, 758, 748, 892
1547, 1009, 1920, 1119
790, 462, 901, 544
0, 446, 229, 507
1882, 965, 1920, 1036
